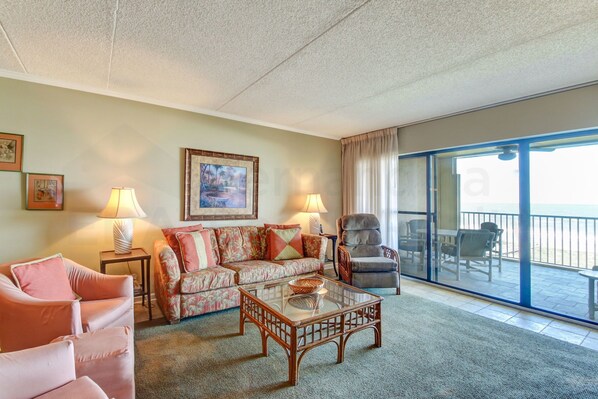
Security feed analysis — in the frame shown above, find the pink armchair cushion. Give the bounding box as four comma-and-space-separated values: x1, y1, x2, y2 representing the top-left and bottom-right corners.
35, 376, 108, 399
176, 230, 216, 272
0, 340, 76, 399
162, 224, 203, 269
80, 297, 131, 332
52, 327, 134, 399
10, 254, 78, 301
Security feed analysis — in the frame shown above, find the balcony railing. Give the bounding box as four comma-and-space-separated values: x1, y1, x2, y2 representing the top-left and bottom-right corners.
460, 211, 597, 270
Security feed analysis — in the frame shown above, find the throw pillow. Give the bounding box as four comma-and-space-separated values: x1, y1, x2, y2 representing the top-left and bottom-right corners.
175, 230, 216, 272
162, 224, 203, 268
10, 254, 78, 301
268, 227, 304, 261
263, 223, 300, 260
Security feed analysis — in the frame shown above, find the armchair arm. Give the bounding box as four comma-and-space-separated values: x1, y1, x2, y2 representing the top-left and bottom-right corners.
153, 240, 182, 323
382, 245, 401, 274
301, 234, 327, 270
0, 340, 77, 398
65, 259, 133, 301
337, 245, 352, 283
0, 275, 82, 352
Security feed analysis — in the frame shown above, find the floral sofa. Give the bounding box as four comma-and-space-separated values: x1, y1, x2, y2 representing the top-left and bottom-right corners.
154, 225, 327, 324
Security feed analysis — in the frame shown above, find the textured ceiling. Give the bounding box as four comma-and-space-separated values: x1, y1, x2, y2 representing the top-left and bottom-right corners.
0, 0, 597, 139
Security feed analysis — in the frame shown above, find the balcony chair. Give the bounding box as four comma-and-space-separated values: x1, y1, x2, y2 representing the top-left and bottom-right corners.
0, 340, 108, 398
440, 229, 495, 281
0, 257, 133, 352
398, 219, 426, 270
337, 213, 400, 294
481, 221, 504, 269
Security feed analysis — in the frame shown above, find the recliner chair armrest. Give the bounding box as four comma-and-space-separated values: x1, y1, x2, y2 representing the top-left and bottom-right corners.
0, 275, 83, 352
65, 259, 133, 301
337, 245, 352, 283
382, 245, 400, 273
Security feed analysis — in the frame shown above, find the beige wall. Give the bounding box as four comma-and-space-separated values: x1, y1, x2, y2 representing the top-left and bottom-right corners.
0, 78, 341, 273
398, 84, 598, 154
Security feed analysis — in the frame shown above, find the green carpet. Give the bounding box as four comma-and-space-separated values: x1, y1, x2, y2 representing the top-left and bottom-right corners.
135, 292, 598, 398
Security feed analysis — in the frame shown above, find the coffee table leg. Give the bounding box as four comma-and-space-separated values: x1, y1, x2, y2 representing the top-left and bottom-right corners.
288, 348, 298, 386
337, 335, 345, 364
260, 328, 269, 356
375, 304, 382, 347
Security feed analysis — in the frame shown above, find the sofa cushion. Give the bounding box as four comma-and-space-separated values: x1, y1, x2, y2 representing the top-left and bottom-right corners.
35, 376, 109, 399
221, 260, 286, 285
268, 227, 304, 261
216, 226, 264, 263
10, 254, 78, 301
274, 257, 321, 277
180, 266, 236, 294
80, 297, 131, 332
350, 257, 398, 273
176, 230, 216, 272
162, 224, 203, 269
263, 223, 300, 259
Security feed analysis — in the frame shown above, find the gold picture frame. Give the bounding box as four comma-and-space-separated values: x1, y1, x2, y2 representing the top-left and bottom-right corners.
184, 148, 258, 221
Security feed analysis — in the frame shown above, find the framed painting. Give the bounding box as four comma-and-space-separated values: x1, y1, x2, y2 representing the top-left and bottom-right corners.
0, 132, 23, 172
26, 173, 64, 210
184, 148, 258, 221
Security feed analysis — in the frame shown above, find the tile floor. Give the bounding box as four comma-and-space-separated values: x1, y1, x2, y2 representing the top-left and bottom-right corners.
399, 277, 598, 351
401, 258, 594, 319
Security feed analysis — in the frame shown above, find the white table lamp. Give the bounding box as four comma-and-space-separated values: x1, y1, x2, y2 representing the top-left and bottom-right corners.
301, 193, 328, 234
98, 187, 147, 254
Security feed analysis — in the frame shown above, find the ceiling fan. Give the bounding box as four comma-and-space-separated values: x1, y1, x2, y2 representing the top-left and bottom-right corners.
496, 145, 555, 161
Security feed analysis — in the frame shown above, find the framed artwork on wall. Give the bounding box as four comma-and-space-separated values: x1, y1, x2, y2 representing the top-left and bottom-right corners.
0, 132, 24, 172
184, 148, 258, 221
26, 173, 64, 210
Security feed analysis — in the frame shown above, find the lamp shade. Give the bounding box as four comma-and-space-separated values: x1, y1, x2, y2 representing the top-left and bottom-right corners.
301, 194, 328, 213
98, 187, 147, 219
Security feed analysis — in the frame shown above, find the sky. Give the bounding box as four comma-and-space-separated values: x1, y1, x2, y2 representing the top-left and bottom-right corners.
456, 143, 598, 215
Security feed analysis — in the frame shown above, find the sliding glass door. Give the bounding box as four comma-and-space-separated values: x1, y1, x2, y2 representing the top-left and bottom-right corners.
529, 134, 598, 321
398, 129, 598, 325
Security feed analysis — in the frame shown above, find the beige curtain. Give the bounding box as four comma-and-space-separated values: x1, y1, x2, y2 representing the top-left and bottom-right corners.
341, 128, 399, 248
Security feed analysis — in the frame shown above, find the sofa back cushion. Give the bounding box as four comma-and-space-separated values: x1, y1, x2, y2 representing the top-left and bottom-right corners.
215, 226, 264, 263
161, 224, 203, 270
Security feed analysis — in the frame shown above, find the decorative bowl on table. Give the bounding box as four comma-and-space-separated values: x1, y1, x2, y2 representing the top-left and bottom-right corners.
288, 277, 324, 295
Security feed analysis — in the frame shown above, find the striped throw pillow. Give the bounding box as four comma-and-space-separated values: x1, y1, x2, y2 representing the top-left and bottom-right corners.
175, 230, 216, 272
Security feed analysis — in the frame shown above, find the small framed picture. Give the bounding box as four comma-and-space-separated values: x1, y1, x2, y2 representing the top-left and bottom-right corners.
26, 173, 64, 210
0, 132, 24, 172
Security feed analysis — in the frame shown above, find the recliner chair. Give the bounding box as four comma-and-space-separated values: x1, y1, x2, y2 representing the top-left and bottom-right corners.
337, 213, 400, 294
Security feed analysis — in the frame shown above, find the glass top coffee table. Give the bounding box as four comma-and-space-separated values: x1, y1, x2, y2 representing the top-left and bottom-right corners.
239, 274, 383, 385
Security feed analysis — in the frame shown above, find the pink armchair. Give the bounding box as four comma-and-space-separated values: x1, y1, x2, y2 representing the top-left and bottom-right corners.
0, 257, 133, 352
0, 340, 108, 399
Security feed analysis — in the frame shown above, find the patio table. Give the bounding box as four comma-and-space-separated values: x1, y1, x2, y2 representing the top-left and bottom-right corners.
579, 270, 598, 320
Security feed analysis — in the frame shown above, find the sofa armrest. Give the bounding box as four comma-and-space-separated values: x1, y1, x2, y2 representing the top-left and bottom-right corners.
0, 275, 83, 352
65, 259, 133, 301
153, 240, 182, 323
302, 234, 328, 265
0, 340, 77, 398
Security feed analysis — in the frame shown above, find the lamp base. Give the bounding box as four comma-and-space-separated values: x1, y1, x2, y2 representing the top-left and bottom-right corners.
113, 219, 133, 254
308, 213, 321, 235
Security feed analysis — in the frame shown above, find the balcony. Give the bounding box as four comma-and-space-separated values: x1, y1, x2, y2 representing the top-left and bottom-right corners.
399, 211, 597, 320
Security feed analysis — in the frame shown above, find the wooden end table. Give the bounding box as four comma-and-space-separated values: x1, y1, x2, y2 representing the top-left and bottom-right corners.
320, 233, 338, 276
99, 248, 152, 320
239, 275, 382, 385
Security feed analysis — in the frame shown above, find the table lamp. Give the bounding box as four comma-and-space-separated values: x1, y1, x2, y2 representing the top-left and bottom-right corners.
301, 193, 328, 234
98, 187, 147, 254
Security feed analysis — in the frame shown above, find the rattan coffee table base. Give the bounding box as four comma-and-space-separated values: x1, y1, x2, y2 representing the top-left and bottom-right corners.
239, 277, 382, 386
